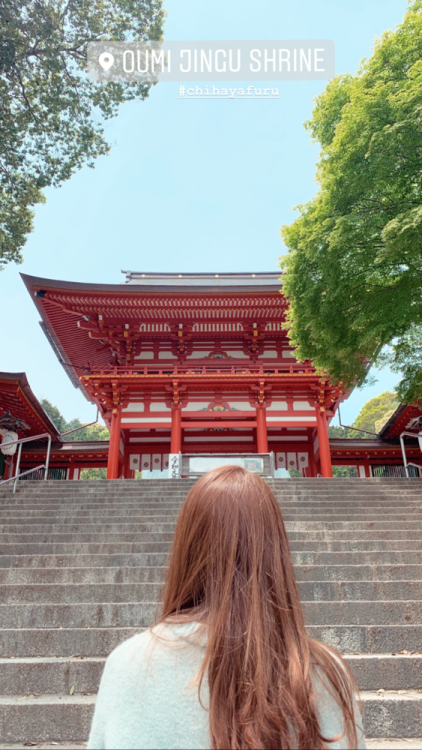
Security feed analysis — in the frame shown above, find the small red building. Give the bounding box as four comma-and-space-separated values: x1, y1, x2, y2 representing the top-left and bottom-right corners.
0, 372, 108, 481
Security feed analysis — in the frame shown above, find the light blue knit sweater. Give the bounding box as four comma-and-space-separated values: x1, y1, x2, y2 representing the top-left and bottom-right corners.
88, 622, 366, 750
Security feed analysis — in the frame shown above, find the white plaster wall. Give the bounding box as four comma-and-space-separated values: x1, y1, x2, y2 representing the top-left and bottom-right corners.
158, 351, 178, 359
123, 402, 144, 412
121, 417, 171, 424
267, 416, 317, 423
266, 402, 288, 411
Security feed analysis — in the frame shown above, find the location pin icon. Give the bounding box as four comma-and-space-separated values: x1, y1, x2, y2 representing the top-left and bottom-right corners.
99, 52, 114, 71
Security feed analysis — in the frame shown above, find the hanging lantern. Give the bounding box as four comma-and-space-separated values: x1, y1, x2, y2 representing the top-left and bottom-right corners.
1, 431, 18, 456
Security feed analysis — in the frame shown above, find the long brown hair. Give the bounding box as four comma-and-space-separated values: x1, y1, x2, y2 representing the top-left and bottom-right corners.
157, 465, 360, 749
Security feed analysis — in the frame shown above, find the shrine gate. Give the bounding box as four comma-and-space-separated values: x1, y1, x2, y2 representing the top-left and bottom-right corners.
21, 271, 344, 479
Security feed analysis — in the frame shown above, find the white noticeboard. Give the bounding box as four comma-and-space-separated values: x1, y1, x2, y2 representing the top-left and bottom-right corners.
188, 456, 264, 474
169, 453, 180, 479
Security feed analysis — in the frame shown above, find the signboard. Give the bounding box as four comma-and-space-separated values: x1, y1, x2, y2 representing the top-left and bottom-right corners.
169, 453, 180, 479
188, 456, 264, 474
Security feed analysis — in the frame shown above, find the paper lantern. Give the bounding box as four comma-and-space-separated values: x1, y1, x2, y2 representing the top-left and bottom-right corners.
1, 431, 18, 456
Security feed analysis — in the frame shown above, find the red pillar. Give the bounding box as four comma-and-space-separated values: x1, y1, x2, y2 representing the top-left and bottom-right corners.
123, 450, 133, 479
306, 454, 317, 478
256, 406, 268, 453
171, 406, 182, 454
107, 409, 122, 480
316, 408, 332, 478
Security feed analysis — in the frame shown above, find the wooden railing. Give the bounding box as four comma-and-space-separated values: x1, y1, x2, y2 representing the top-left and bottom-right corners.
82, 363, 316, 378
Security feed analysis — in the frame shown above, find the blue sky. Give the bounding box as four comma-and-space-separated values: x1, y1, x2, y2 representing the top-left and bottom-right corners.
2, 0, 408, 424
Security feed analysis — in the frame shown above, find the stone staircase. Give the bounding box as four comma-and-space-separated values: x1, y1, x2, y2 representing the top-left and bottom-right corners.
0, 477, 421, 749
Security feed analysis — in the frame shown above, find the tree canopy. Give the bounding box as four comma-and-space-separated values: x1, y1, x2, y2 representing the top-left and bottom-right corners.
354, 390, 398, 434
41, 398, 109, 440
280, 0, 422, 403
327, 390, 399, 439
0, 0, 164, 268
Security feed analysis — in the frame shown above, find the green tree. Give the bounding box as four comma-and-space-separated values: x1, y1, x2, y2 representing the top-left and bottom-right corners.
327, 392, 399, 438
332, 466, 358, 478
80, 468, 107, 479
328, 425, 353, 439
40, 399, 109, 440
353, 391, 398, 434
280, 0, 422, 403
67, 422, 109, 442
40, 398, 67, 432
0, 0, 164, 268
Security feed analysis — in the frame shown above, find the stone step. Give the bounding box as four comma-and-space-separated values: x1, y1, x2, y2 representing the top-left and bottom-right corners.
1, 531, 421, 548
0, 694, 95, 745
2, 539, 421, 556
3, 485, 421, 495
4, 481, 421, 490
0, 690, 421, 742
2, 520, 421, 533
3, 624, 422, 658
1, 503, 422, 524
367, 740, 422, 749
3, 489, 422, 498
0, 490, 422, 510
0, 600, 420, 629
2, 563, 422, 584
346, 654, 422, 690
1, 653, 421, 695
0, 479, 412, 485
5, 478, 420, 486
3, 549, 421, 569
5, 743, 422, 750
3, 490, 422, 498
0, 478, 421, 746
3, 487, 420, 496
2, 580, 422, 604
1, 509, 420, 520
361, 691, 422, 738
0, 743, 87, 749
